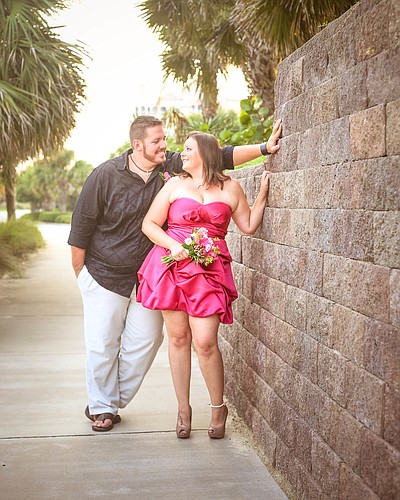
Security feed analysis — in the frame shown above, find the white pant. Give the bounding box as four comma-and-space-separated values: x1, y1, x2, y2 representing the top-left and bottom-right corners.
77, 266, 164, 415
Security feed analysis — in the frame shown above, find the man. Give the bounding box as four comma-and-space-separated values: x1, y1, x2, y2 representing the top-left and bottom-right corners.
68, 115, 281, 431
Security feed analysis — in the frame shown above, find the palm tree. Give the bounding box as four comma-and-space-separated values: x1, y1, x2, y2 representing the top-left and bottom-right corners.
162, 107, 189, 145
0, 0, 87, 220
140, 0, 357, 117
208, 15, 277, 112
139, 0, 245, 120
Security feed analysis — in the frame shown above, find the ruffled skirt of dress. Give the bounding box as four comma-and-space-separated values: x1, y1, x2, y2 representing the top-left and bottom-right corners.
137, 243, 238, 324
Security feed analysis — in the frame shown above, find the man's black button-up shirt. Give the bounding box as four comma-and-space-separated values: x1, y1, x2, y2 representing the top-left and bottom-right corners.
68, 147, 234, 297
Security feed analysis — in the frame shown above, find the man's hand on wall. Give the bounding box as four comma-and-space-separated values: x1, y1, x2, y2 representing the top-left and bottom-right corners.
266, 118, 282, 154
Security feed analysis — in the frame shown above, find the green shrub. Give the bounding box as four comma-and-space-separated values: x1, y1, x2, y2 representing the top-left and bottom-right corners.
55, 213, 72, 224
38, 210, 61, 222
168, 99, 273, 152
20, 212, 41, 221
0, 219, 45, 277
187, 109, 240, 138
21, 211, 72, 224
219, 97, 273, 146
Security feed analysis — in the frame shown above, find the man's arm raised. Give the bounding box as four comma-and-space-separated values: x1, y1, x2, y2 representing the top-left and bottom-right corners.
232, 118, 282, 167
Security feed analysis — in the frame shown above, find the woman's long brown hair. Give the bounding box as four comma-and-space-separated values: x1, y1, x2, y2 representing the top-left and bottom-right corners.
182, 131, 230, 189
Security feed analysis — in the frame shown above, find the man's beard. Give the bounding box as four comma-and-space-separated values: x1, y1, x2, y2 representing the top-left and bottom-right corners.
142, 144, 166, 166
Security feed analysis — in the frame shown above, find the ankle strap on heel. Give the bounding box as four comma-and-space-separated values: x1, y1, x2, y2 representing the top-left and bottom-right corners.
209, 402, 225, 408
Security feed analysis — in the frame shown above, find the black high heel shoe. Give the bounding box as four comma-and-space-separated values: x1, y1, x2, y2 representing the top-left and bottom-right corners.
208, 403, 228, 439
176, 406, 192, 439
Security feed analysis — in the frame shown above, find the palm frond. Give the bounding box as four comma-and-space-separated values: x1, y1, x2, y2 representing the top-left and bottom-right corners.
232, 0, 357, 57
0, 0, 87, 169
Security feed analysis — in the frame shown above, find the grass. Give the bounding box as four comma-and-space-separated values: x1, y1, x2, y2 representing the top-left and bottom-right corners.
0, 219, 45, 278
234, 157, 266, 169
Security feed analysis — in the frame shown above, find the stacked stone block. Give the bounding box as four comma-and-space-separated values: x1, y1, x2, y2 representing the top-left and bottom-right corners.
220, 0, 400, 498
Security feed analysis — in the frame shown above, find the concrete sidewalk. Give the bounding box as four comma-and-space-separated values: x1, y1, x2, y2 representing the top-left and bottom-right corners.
0, 223, 288, 500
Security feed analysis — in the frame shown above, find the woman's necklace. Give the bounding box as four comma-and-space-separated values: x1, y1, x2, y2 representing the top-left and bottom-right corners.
129, 154, 156, 176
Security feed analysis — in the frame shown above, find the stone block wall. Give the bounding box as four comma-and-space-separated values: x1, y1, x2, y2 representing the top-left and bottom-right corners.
220, 1, 400, 498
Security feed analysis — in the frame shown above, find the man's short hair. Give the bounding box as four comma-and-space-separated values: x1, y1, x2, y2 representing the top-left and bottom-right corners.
129, 115, 163, 144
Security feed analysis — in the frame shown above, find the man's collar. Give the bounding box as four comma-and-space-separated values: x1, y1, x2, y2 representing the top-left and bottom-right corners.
118, 149, 133, 171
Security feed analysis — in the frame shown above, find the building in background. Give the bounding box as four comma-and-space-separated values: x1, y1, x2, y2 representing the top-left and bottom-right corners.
133, 67, 248, 119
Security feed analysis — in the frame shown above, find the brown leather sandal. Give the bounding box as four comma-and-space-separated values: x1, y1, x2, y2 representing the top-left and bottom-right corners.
84, 405, 121, 432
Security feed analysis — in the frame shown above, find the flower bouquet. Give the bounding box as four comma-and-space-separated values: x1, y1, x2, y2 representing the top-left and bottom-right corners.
162, 227, 220, 267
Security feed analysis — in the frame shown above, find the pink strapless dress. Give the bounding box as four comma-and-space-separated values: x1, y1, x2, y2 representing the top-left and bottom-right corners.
136, 197, 238, 324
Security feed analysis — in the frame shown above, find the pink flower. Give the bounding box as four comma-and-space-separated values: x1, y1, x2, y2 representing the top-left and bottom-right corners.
159, 171, 174, 183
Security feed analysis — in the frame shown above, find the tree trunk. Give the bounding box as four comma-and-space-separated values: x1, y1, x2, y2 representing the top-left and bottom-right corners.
200, 71, 219, 121
201, 95, 219, 121
3, 164, 17, 221
58, 191, 68, 213
5, 186, 16, 221
241, 41, 278, 113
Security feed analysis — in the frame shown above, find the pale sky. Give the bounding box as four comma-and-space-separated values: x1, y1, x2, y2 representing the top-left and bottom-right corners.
50, 0, 248, 167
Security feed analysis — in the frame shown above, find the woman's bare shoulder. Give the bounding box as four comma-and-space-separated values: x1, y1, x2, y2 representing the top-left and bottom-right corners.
162, 174, 185, 191
168, 175, 183, 185
224, 177, 243, 194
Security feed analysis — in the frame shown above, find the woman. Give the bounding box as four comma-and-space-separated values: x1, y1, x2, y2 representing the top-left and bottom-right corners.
137, 131, 272, 439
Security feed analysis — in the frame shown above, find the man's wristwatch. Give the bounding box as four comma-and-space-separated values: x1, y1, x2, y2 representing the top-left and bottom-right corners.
260, 143, 270, 156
